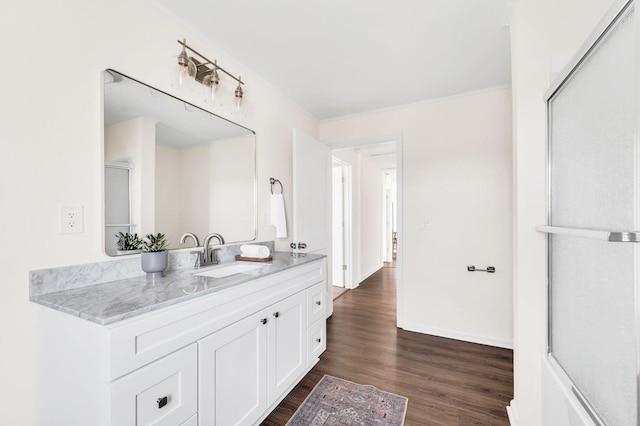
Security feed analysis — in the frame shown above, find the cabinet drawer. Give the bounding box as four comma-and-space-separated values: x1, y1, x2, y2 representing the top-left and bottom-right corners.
307, 282, 326, 325
109, 344, 197, 426
308, 319, 327, 363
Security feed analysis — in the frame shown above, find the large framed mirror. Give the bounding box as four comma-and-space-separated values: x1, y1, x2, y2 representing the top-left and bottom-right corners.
103, 69, 256, 256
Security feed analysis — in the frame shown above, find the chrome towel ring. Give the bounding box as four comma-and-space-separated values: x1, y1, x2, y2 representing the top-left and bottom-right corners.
270, 178, 283, 194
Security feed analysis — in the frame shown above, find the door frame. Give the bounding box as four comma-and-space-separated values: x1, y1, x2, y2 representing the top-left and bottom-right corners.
329, 134, 404, 328
331, 157, 353, 289
381, 171, 396, 263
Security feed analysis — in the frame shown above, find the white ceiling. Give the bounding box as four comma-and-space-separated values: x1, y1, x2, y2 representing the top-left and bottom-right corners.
152, 0, 513, 121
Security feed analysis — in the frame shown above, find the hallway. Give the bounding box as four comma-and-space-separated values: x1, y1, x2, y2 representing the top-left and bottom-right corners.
262, 265, 514, 425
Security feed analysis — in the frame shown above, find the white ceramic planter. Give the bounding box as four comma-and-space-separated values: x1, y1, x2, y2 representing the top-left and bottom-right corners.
140, 251, 168, 278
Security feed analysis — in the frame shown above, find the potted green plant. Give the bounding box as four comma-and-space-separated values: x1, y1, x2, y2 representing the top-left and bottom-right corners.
115, 232, 142, 255
140, 233, 169, 278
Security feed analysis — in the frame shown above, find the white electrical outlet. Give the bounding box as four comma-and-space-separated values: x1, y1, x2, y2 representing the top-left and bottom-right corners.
60, 205, 84, 234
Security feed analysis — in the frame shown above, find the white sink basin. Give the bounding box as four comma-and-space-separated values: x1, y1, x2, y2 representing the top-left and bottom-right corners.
194, 262, 264, 278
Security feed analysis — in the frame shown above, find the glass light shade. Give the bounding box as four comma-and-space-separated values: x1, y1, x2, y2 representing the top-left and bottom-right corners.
203, 69, 221, 106
170, 55, 197, 92
230, 83, 248, 118
234, 82, 244, 109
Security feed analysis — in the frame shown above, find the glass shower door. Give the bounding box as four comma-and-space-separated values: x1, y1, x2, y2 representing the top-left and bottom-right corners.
541, 2, 639, 425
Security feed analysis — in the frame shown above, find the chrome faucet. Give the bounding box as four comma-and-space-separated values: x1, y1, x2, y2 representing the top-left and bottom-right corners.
202, 233, 225, 266
180, 232, 200, 247
181, 232, 204, 269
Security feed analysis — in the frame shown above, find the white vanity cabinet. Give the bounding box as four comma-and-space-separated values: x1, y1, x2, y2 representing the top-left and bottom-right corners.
198, 310, 269, 425
198, 290, 307, 425
34, 258, 326, 426
267, 290, 308, 401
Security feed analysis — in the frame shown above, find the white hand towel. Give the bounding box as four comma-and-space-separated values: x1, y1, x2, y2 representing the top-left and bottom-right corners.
270, 193, 287, 238
240, 244, 270, 259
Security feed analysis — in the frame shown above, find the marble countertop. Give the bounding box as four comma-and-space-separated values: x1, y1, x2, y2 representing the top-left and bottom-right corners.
30, 252, 325, 326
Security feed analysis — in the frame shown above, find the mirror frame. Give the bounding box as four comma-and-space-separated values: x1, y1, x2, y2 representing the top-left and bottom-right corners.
102, 69, 258, 256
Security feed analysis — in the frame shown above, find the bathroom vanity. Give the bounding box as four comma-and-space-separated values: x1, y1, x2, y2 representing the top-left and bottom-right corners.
31, 252, 327, 425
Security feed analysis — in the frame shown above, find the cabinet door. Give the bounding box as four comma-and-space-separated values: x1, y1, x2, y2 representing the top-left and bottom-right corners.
199, 310, 268, 426
268, 291, 308, 402
109, 344, 197, 426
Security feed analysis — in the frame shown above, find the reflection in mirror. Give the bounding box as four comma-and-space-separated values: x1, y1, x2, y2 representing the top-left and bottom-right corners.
103, 69, 256, 256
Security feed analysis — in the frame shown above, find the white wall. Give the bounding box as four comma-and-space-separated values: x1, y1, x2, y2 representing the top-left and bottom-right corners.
205, 136, 256, 242
157, 135, 256, 249
321, 88, 513, 348
333, 148, 384, 285
155, 143, 182, 246
105, 117, 157, 236
358, 155, 384, 280
0, 0, 318, 423
508, 0, 616, 424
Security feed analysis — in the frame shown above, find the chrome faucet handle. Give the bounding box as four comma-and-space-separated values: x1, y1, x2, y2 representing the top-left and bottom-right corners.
189, 248, 204, 269
202, 233, 225, 266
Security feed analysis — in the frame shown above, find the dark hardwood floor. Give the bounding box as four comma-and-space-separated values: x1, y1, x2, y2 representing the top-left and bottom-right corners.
262, 264, 513, 425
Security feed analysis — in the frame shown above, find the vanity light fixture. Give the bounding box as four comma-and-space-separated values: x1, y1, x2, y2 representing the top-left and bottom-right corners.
173, 39, 246, 110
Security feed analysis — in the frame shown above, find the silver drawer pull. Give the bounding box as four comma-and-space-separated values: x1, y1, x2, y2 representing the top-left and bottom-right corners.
315, 301, 321, 306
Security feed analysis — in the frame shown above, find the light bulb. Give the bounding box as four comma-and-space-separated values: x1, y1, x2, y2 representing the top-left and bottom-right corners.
234, 78, 244, 109
203, 64, 221, 105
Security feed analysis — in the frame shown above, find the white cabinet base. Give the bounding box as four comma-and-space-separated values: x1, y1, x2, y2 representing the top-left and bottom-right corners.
35, 259, 327, 426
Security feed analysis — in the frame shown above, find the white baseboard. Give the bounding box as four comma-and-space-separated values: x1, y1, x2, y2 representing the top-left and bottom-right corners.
507, 399, 519, 425
401, 322, 514, 350
359, 263, 383, 284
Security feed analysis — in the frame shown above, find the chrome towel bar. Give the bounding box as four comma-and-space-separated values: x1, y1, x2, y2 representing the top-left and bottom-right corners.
467, 265, 495, 273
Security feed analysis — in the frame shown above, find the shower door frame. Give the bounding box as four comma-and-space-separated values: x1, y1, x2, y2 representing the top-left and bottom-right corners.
540, 0, 640, 424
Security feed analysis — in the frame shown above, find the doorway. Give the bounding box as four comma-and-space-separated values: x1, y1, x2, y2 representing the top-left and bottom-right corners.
331, 139, 400, 296
104, 161, 135, 256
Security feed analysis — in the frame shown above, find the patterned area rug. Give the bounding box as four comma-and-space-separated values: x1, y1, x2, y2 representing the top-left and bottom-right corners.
286, 375, 408, 426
